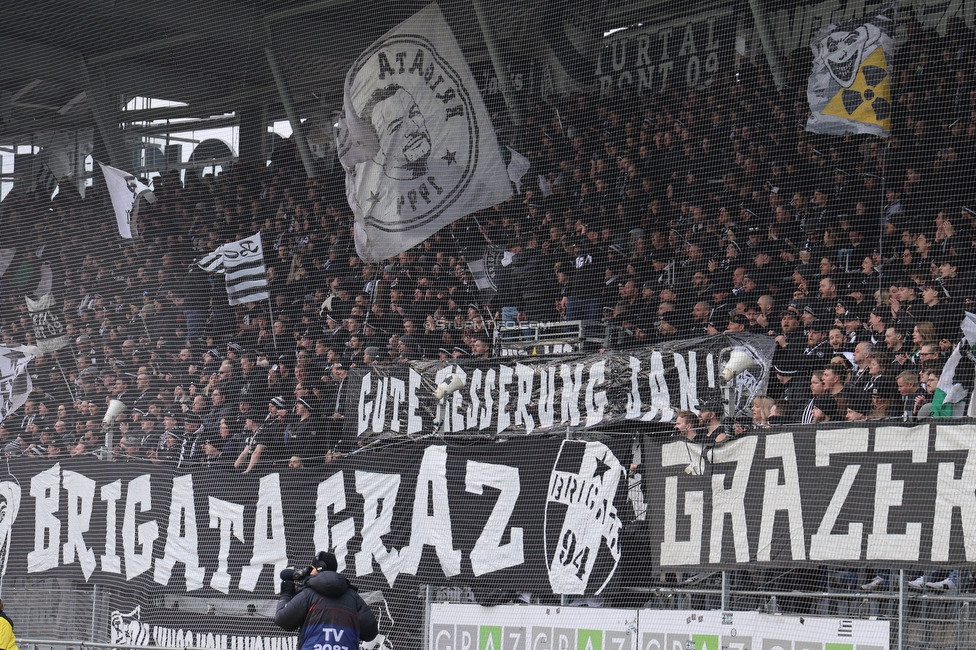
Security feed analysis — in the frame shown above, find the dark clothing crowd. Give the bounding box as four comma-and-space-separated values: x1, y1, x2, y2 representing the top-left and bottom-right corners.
0, 16, 975, 469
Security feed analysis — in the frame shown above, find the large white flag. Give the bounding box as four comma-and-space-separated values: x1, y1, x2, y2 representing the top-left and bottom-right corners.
467, 247, 503, 293
98, 162, 157, 238
806, 5, 895, 138
336, 3, 511, 263
0, 346, 35, 425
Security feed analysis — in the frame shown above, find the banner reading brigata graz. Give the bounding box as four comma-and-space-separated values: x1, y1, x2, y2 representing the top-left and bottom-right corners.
644, 421, 976, 570
2, 423, 976, 608
0, 436, 633, 600
346, 334, 774, 439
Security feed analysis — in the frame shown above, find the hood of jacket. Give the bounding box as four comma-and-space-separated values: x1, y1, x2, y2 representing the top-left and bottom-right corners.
305, 570, 349, 598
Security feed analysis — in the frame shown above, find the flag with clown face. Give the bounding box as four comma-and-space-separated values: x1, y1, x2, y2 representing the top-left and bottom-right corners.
806, 4, 896, 138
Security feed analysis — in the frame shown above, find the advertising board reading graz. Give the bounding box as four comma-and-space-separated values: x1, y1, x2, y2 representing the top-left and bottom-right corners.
2, 422, 976, 605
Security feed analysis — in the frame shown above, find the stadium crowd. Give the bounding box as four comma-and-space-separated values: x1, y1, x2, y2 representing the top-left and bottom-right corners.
0, 15, 973, 489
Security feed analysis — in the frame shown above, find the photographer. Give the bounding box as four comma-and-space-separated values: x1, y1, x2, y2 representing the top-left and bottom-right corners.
275, 551, 378, 649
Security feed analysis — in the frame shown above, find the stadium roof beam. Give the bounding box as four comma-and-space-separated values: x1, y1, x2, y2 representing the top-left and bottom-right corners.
125, 115, 241, 138
86, 33, 204, 65
265, 47, 317, 178
84, 62, 126, 168
747, 0, 785, 89
94, 0, 260, 49
470, 0, 521, 125
264, 0, 352, 23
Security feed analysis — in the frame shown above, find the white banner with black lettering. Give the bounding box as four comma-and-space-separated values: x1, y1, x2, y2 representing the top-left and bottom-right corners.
336, 3, 511, 263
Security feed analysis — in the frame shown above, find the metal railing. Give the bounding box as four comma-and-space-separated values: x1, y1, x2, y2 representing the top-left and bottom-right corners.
16, 576, 976, 650
495, 319, 620, 355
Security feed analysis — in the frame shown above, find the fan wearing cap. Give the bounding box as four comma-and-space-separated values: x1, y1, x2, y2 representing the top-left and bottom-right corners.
772, 309, 805, 358
235, 396, 288, 474
283, 397, 323, 466
804, 321, 831, 361
275, 551, 377, 648
768, 357, 805, 409
697, 400, 731, 443
916, 282, 950, 339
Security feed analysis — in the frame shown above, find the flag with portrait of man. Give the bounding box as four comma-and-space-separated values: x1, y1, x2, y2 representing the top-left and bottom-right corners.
336, 3, 511, 263
806, 4, 896, 138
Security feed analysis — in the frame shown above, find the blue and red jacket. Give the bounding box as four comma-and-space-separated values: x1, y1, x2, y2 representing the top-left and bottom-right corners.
275, 571, 378, 650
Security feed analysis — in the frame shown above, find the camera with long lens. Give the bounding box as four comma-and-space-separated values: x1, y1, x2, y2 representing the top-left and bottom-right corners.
279, 566, 314, 588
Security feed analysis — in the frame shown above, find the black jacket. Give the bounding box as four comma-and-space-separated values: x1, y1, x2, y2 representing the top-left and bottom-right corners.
275, 571, 378, 650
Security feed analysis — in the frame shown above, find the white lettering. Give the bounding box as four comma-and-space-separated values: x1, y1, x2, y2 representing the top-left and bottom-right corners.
63, 469, 96, 580
100, 480, 121, 573
660, 443, 702, 565
932, 424, 976, 561
466, 460, 524, 575
709, 436, 756, 563
355, 471, 401, 584
758, 433, 806, 561
28, 464, 60, 572
810, 429, 869, 561
123, 474, 158, 580
239, 474, 287, 591
208, 496, 245, 593
401, 446, 461, 577
585, 359, 607, 427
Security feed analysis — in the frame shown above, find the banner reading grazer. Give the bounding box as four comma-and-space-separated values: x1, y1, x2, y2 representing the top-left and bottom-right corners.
344, 334, 775, 438
644, 421, 976, 570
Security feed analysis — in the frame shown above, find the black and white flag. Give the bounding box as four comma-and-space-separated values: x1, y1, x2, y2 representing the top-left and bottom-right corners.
220, 233, 269, 306
98, 162, 157, 239
196, 249, 225, 274
336, 3, 511, 263
0, 250, 14, 279
467, 247, 509, 293
25, 292, 68, 354
0, 346, 34, 425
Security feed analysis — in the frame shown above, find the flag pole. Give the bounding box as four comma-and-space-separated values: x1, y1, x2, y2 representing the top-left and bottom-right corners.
54, 356, 76, 403
879, 138, 891, 302
266, 298, 278, 352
